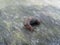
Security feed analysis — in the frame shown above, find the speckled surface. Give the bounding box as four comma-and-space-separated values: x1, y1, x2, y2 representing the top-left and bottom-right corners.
0, 0, 60, 45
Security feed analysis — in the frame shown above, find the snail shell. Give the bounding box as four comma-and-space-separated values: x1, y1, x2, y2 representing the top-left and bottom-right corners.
23, 16, 41, 31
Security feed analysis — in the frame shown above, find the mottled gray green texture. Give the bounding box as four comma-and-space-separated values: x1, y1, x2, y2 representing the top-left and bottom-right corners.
0, 0, 60, 45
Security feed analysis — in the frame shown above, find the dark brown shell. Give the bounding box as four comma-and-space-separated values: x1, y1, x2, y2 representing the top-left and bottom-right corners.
23, 16, 41, 31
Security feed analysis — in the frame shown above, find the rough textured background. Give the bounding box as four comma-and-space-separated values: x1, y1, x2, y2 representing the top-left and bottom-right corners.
0, 0, 60, 45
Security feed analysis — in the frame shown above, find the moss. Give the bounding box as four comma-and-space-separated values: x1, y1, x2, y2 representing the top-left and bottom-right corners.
12, 31, 29, 44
